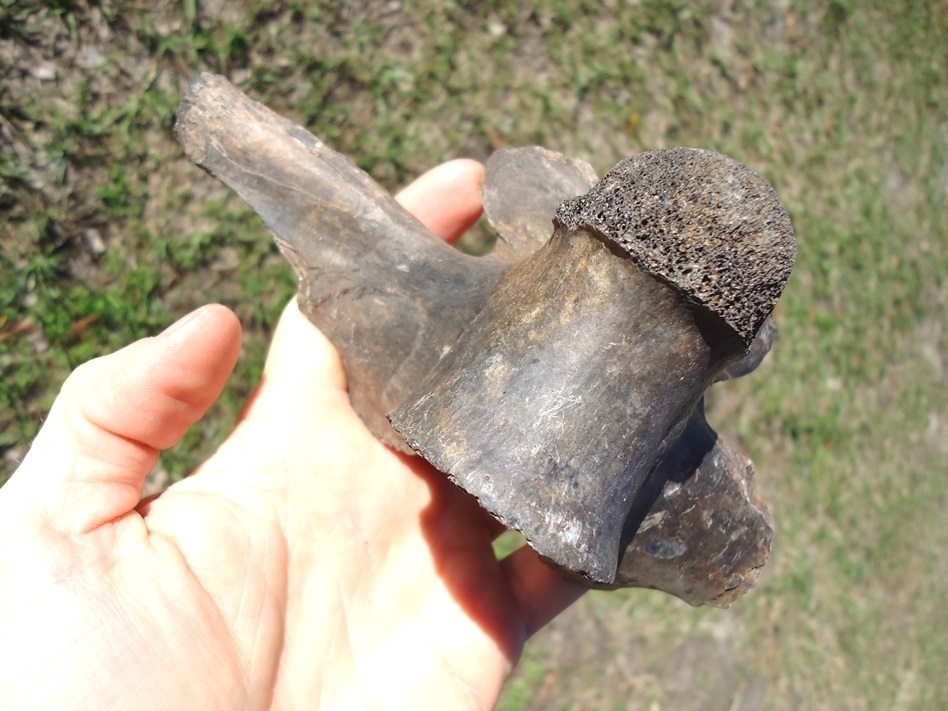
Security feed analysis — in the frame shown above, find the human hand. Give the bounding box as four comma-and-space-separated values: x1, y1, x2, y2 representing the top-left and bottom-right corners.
0, 160, 585, 710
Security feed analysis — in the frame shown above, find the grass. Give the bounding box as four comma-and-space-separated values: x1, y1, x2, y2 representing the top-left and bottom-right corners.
1, 0, 946, 708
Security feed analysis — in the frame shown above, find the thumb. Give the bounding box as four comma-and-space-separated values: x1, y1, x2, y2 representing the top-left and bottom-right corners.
6, 304, 242, 535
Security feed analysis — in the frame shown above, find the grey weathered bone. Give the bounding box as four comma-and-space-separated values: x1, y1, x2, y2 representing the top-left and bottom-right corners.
175, 73, 792, 604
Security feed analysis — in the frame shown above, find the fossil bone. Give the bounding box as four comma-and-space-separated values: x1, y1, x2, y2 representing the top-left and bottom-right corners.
175, 73, 793, 604
390, 148, 795, 583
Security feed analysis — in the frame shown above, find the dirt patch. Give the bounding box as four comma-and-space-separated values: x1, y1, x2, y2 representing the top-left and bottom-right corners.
507, 591, 773, 711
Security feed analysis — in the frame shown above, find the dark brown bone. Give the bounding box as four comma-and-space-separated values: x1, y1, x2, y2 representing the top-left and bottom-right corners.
389, 225, 749, 582
391, 150, 794, 583
609, 399, 773, 606
479, 146, 780, 599
390, 148, 795, 585
175, 73, 502, 450
481, 145, 599, 264
175, 73, 792, 604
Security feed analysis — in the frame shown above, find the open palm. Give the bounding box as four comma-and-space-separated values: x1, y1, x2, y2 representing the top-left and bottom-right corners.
0, 160, 583, 710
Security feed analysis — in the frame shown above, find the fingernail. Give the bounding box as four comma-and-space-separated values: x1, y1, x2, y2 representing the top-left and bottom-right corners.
159, 306, 208, 339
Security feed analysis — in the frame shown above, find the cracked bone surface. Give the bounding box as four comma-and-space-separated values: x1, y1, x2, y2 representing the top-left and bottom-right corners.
175, 73, 794, 604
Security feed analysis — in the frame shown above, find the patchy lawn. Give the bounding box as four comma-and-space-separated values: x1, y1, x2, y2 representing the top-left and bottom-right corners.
2, 2, 945, 708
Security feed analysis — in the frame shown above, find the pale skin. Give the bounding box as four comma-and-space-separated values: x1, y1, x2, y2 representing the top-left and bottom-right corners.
0, 160, 585, 710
